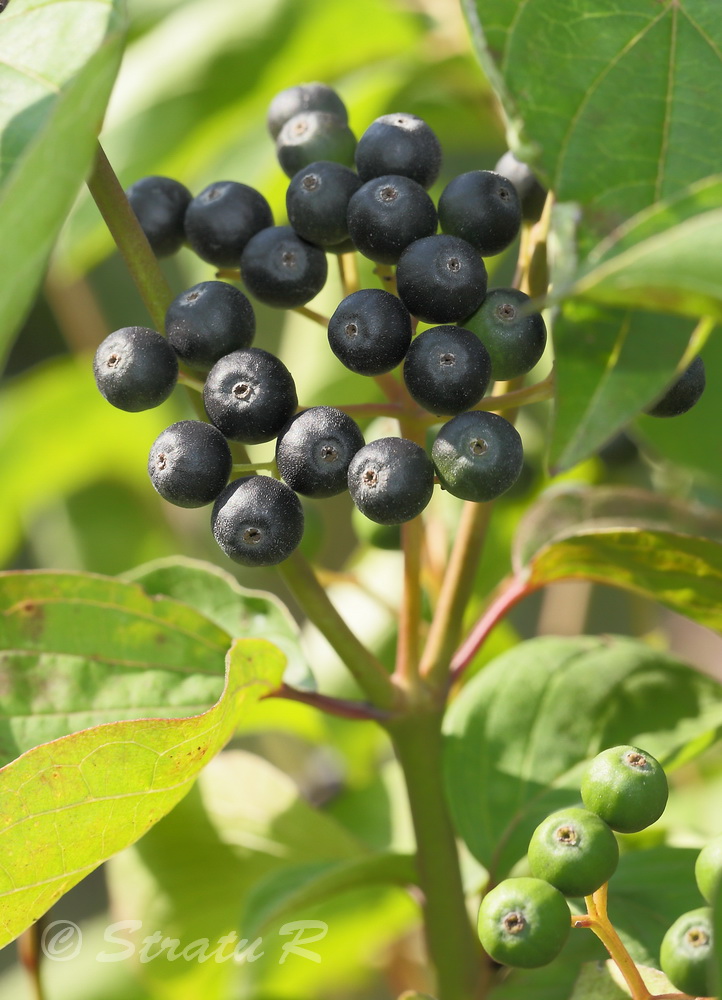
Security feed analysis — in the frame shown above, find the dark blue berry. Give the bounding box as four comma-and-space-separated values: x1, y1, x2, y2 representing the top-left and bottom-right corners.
211, 476, 304, 567
267, 82, 348, 140
240, 226, 327, 308
439, 170, 522, 257
125, 175, 191, 257
346, 175, 437, 264
396, 234, 488, 324
645, 357, 706, 417
348, 437, 435, 525
93, 326, 178, 412
403, 326, 491, 415
184, 181, 273, 268
276, 407, 365, 498
328, 289, 412, 375
494, 151, 547, 222
166, 281, 255, 372
203, 348, 297, 444
286, 161, 362, 248
276, 111, 356, 178
355, 113, 442, 189
148, 421, 231, 507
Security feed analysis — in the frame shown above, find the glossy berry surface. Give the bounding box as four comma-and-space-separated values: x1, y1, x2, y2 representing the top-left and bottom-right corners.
528, 807, 619, 898
695, 834, 722, 904
267, 82, 347, 139
494, 150, 547, 222
184, 181, 273, 267
93, 326, 178, 412
477, 877, 570, 969
346, 174, 437, 264
645, 356, 706, 417
211, 476, 304, 567
241, 226, 328, 308
328, 288, 412, 375
286, 160, 362, 247
464, 287, 547, 380
348, 437, 435, 525
354, 113, 442, 189
125, 175, 191, 257
403, 325, 491, 415
203, 348, 297, 444
659, 907, 714, 997
276, 406, 365, 498
148, 421, 231, 508
396, 234, 487, 324
439, 170, 522, 257
580, 745, 668, 833
165, 281, 255, 372
276, 111, 356, 178
432, 410, 523, 502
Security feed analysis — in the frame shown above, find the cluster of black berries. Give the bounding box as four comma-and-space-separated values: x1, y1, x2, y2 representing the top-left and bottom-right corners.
478, 746, 717, 995
93, 82, 707, 569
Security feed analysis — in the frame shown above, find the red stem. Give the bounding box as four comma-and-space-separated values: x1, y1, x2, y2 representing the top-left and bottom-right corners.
263, 682, 394, 722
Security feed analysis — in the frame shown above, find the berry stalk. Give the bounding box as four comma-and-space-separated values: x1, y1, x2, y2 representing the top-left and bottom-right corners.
573, 884, 652, 1000
86, 144, 174, 330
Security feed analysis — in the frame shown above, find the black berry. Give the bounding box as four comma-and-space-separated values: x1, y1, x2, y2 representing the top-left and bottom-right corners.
355, 113, 442, 189
348, 437, 435, 525
203, 348, 297, 444
148, 420, 232, 507
477, 877, 571, 969
464, 287, 547, 380
396, 234, 487, 324
165, 281, 255, 372
276, 111, 356, 178
645, 356, 706, 417
276, 406, 365, 498
267, 82, 347, 140
494, 151, 547, 222
286, 161, 362, 248
528, 807, 619, 898
346, 175, 437, 265
125, 175, 191, 257
240, 226, 327, 308
432, 410, 523, 501
211, 476, 304, 567
184, 181, 273, 268
93, 326, 178, 412
328, 289, 412, 375
403, 325, 491, 415
438, 170, 522, 257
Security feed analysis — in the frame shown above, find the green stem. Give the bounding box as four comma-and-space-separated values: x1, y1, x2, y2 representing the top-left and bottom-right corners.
388, 710, 483, 1000
86, 143, 173, 331
276, 548, 399, 710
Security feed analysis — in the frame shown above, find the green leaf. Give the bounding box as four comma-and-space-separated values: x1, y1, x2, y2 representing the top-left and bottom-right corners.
563, 176, 722, 321
528, 530, 722, 634
549, 302, 695, 472
570, 961, 676, 1000
443, 635, 722, 879
489, 930, 604, 1000
123, 555, 313, 689
242, 851, 417, 940
106, 749, 364, 999
462, 0, 722, 250
0, 0, 126, 367
0, 570, 285, 947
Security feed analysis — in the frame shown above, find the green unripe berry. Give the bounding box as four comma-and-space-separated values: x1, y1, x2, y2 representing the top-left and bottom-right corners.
695, 834, 722, 904
659, 907, 714, 997
580, 745, 668, 833
477, 877, 570, 968
528, 807, 619, 897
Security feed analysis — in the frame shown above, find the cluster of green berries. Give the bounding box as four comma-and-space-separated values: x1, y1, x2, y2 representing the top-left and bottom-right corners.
92, 81, 706, 568
479, 746, 718, 993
